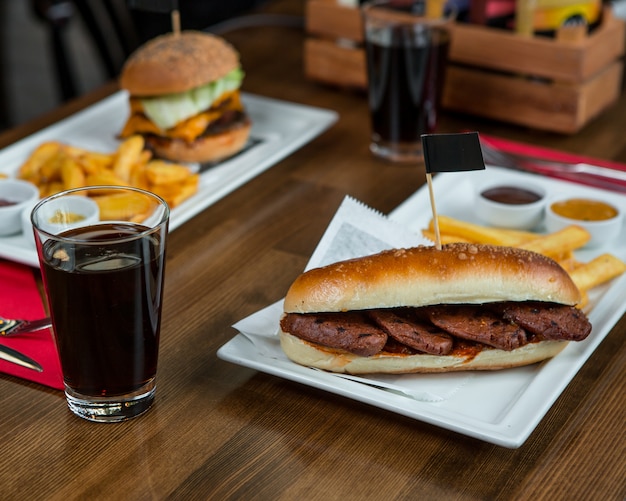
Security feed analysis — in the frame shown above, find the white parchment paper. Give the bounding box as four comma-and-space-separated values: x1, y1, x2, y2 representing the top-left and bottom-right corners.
231, 196, 476, 402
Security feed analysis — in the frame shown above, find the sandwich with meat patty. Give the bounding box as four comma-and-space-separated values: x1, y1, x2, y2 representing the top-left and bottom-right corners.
119, 30, 251, 163
279, 243, 592, 373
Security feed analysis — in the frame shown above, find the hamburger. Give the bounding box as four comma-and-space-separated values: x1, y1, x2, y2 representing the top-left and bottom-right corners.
119, 30, 251, 163
279, 243, 592, 374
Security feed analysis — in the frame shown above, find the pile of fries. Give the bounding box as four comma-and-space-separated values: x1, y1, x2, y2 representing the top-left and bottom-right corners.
17, 135, 199, 219
423, 215, 626, 308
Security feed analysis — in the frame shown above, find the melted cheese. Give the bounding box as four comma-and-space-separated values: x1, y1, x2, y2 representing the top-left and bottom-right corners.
120, 90, 244, 143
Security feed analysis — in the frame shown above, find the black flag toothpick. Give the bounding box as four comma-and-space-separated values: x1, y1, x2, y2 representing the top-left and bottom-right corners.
421, 132, 486, 250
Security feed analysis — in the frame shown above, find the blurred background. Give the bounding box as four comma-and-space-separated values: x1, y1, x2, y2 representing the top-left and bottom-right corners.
0, 0, 270, 130
0, 0, 103, 129
1, 0, 624, 131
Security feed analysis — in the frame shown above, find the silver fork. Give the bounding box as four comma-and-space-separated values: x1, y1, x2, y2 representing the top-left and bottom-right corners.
0, 316, 52, 337
480, 142, 626, 189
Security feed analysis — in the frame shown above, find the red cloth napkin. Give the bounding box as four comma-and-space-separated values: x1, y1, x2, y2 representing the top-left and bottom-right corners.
0, 260, 64, 390
480, 134, 626, 192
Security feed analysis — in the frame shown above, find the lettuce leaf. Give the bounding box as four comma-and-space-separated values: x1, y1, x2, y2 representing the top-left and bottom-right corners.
141, 68, 244, 130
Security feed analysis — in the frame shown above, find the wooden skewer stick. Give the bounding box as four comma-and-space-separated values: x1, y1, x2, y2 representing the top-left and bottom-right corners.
172, 9, 181, 35
426, 173, 442, 250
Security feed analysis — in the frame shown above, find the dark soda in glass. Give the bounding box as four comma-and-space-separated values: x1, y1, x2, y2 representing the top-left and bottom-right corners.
40, 222, 165, 397
365, 21, 450, 159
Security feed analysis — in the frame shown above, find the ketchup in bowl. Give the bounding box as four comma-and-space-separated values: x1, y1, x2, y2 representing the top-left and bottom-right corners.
481, 186, 543, 205
474, 181, 546, 230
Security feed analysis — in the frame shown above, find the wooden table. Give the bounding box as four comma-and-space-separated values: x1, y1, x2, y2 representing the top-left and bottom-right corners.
1, 1, 624, 499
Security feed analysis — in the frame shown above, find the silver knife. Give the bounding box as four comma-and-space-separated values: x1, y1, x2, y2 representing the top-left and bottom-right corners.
0, 317, 52, 337
0, 344, 44, 372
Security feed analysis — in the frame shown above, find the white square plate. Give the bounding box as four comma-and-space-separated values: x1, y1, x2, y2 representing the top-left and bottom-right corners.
0, 91, 338, 266
218, 166, 626, 448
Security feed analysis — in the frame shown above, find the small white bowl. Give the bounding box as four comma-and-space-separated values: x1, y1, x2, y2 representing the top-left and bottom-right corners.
545, 196, 623, 248
474, 180, 547, 230
28, 194, 100, 244
0, 179, 40, 236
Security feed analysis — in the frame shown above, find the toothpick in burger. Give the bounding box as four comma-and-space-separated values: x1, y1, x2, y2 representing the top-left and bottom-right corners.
119, 30, 251, 163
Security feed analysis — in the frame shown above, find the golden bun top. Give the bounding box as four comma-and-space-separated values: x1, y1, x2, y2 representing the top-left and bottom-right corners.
119, 31, 240, 96
283, 243, 581, 313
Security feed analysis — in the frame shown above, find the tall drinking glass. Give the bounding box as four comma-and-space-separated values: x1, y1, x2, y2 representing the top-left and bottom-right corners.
31, 186, 169, 422
362, 0, 454, 163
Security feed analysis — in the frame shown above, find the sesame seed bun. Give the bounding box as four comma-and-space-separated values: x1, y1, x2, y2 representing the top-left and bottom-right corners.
120, 31, 240, 96
284, 244, 582, 314
118, 30, 250, 164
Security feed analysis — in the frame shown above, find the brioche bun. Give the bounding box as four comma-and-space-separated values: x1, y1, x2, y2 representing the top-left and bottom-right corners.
280, 244, 585, 374
120, 31, 240, 96
284, 244, 581, 314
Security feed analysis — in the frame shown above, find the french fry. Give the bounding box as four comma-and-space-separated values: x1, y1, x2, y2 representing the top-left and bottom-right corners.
422, 230, 472, 244
76, 152, 113, 175
137, 149, 152, 165
145, 160, 192, 185
156, 174, 199, 207
40, 181, 64, 198
148, 183, 180, 201
519, 225, 591, 259
569, 254, 626, 292
85, 170, 130, 188
18, 142, 61, 180
64, 144, 112, 162
112, 135, 144, 182
39, 149, 64, 183
429, 215, 531, 246
93, 192, 153, 221
555, 252, 579, 273
129, 163, 150, 191
61, 156, 86, 190
17, 135, 199, 209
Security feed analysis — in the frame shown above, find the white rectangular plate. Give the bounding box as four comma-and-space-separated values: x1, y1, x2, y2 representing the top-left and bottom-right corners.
218, 166, 626, 448
0, 91, 337, 267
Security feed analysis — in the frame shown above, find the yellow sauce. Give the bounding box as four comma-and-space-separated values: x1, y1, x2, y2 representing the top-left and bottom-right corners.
550, 198, 618, 222
49, 210, 86, 224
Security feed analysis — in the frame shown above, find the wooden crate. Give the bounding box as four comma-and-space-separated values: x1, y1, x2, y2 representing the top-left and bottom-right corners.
305, 0, 625, 133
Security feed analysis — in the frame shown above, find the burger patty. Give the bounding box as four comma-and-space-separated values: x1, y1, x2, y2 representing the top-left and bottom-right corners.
368, 309, 453, 355
280, 312, 387, 357
425, 306, 527, 351
203, 109, 248, 135
145, 110, 249, 149
491, 301, 591, 341
280, 302, 592, 357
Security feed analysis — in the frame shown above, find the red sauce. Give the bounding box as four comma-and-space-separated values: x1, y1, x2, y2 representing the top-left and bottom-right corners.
0, 198, 17, 207
448, 340, 483, 361
383, 338, 485, 360
481, 186, 542, 205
